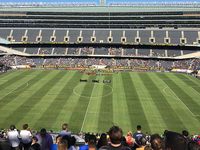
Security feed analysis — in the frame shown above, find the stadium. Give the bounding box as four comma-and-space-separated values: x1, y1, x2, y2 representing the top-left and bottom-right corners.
0, 0, 200, 149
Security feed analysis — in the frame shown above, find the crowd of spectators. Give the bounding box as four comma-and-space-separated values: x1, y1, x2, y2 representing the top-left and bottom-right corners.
80, 47, 94, 56
0, 55, 199, 71
0, 124, 200, 150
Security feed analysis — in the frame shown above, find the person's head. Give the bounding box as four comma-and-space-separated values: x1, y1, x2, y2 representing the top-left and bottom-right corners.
85, 133, 90, 143
32, 136, 38, 144
58, 138, 68, 150
137, 125, 142, 131
150, 134, 165, 150
137, 136, 147, 147
62, 135, 71, 148
89, 134, 97, 145
127, 131, 132, 136
108, 126, 123, 145
88, 141, 96, 150
69, 136, 76, 146
164, 131, 188, 150
182, 130, 189, 137
56, 135, 62, 144
62, 123, 68, 131
10, 125, 16, 131
23, 124, 29, 130
40, 128, 47, 137
97, 133, 108, 147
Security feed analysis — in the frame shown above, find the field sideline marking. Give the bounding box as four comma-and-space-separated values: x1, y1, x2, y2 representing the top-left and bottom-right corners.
162, 86, 200, 117
80, 83, 98, 132
0, 82, 29, 101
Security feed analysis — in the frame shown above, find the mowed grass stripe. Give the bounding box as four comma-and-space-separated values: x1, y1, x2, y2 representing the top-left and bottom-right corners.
34, 71, 83, 130
20, 71, 76, 130
140, 73, 186, 131
0, 70, 46, 107
69, 76, 96, 132
0, 70, 46, 108
0, 71, 50, 127
51, 73, 89, 131
171, 74, 200, 104
134, 73, 167, 133
0, 71, 61, 127
82, 76, 105, 132
0, 70, 33, 92
0, 71, 24, 84
157, 73, 199, 115
175, 74, 200, 94
121, 72, 150, 133
112, 73, 132, 133
98, 75, 113, 133
152, 73, 200, 133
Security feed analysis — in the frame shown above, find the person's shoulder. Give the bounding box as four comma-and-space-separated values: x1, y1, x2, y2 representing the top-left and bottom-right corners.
121, 145, 131, 150
99, 145, 110, 150
79, 144, 88, 150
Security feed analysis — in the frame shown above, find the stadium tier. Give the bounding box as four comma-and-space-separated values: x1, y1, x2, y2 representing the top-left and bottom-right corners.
0, 29, 200, 45
0, 4, 199, 58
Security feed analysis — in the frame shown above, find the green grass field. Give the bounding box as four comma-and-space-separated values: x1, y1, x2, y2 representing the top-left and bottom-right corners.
0, 70, 199, 134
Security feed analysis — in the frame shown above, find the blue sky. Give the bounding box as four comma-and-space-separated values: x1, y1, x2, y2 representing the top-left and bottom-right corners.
1, 0, 200, 3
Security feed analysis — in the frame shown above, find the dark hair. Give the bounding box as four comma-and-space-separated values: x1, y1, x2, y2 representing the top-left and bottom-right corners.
10, 125, 16, 130
62, 123, 68, 130
150, 134, 165, 150
69, 136, 76, 146
40, 128, 47, 137
58, 138, 68, 150
97, 133, 108, 149
89, 141, 96, 149
85, 133, 90, 143
62, 135, 71, 148
121, 136, 129, 147
89, 134, 97, 144
188, 141, 200, 150
56, 135, 62, 142
32, 136, 38, 142
182, 130, 189, 137
137, 125, 142, 130
137, 136, 147, 146
108, 126, 123, 145
23, 124, 28, 130
165, 131, 188, 150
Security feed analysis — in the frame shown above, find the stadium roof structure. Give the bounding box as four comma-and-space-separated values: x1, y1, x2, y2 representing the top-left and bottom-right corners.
1, 5, 200, 13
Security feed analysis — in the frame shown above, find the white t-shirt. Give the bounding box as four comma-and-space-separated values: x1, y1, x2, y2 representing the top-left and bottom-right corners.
20, 130, 32, 144
7, 130, 20, 147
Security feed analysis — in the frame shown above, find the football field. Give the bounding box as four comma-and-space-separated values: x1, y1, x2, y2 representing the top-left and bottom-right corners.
0, 70, 199, 134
